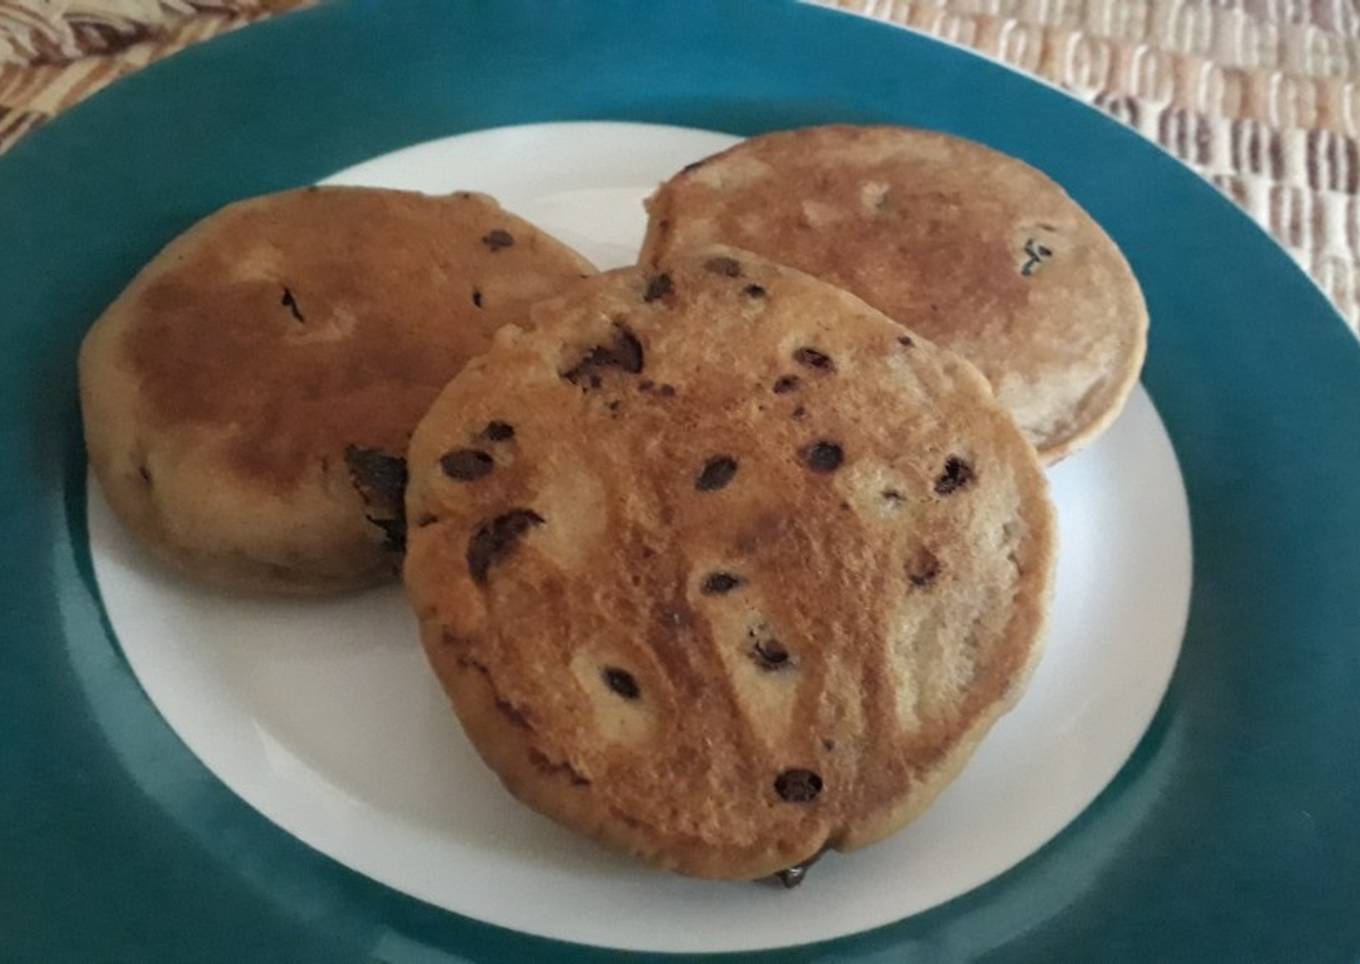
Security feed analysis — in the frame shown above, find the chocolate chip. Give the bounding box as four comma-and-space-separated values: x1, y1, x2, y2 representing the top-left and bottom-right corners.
772, 375, 800, 394
365, 516, 406, 554
1020, 237, 1052, 276
562, 324, 645, 384
701, 571, 744, 595
603, 666, 640, 700
657, 384, 676, 397
908, 549, 941, 588
801, 441, 844, 473
774, 768, 823, 803
466, 509, 544, 583
482, 420, 515, 441
482, 229, 514, 251
793, 347, 833, 371
611, 326, 644, 373
696, 455, 738, 491
774, 850, 825, 889
752, 638, 790, 669
743, 284, 766, 298
137, 464, 152, 485
934, 456, 976, 496
897, 335, 914, 348
882, 488, 904, 503
345, 445, 408, 551
345, 446, 407, 502
791, 405, 806, 419
643, 273, 673, 302
472, 289, 483, 308
280, 286, 305, 323
440, 448, 494, 481
704, 256, 742, 277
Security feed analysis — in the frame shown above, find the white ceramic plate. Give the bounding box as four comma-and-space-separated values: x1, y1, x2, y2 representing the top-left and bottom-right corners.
87, 122, 1192, 954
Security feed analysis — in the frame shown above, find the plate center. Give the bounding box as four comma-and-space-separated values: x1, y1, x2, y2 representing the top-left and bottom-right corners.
87, 122, 1192, 954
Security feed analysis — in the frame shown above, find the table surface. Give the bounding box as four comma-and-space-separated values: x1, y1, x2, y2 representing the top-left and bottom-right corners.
3, 0, 1360, 336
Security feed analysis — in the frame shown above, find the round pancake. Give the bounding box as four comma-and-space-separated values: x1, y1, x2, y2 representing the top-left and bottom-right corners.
404, 246, 1056, 880
79, 186, 595, 594
640, 124, 1148, 463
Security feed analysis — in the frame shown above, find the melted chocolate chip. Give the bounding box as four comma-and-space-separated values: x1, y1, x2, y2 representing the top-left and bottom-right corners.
562, 324, 646, 385
482, 229, 514, 251
137, 464, 153, 485
701, 571, 744, 595
743, 284, 766, 298
696, 455, 738, 491
704, 255, 742, 277
280, 286, 305, 323
791, 405, 807, 419
466, 509, 544, 583
774, 768, 823, 803
345, 445, 408, 551
1020, 237, 1053, 276
752, 638, 790, 669
934, 456, 976, 496
345, 446, 407, 502
793, 347, 833, 371
801, 441, 844, 473
908, 549, 941, 588
482, 420, 515, 441
772, 375, 800, 394
897, 335, 914, 348
472, 289, 483, 308
603, 667, 640, 700
611, 327, 645, 373
440, 448, 494, 481
774, 850, 825, 889
366, 516, 406, 554
643, 273, 673, 302
882, 488, 904, 503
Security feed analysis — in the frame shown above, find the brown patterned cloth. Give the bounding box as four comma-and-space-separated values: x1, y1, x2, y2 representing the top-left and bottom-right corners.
0, 1, 308, 148
4, 0, 1359, 331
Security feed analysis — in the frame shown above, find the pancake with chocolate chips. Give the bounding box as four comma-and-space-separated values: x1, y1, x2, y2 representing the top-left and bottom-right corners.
403, 247, 1056, 880
641, 124, 1148, 463
79, 186, 594, 594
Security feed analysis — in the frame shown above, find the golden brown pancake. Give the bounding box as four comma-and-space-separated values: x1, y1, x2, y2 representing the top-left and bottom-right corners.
79, 186, 595, 593
641, 124, 1148, 462
404, 247, 1056, 879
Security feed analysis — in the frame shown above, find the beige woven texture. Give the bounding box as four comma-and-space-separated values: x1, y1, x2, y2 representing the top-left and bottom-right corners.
4, 0, 1360, 330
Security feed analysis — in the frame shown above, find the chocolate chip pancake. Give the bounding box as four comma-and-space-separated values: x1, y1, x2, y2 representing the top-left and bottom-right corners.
79, 186, 595, 594
640, 124, 1148, 462
404, 246, 1056, 880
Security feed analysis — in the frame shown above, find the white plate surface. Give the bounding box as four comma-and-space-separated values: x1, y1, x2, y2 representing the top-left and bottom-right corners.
88, 122, 1192, 954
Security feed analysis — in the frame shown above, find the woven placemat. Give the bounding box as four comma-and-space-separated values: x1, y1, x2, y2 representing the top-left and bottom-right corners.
4, 0, 1360, 333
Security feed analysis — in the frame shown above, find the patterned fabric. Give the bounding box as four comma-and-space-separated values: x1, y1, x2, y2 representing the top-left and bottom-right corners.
822, 0, 1360, 331
0, 1, 306, 150
4, 0, 1360, 330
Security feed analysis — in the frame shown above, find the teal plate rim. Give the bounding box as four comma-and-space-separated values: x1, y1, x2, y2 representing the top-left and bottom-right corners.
2, 1, 1359, 961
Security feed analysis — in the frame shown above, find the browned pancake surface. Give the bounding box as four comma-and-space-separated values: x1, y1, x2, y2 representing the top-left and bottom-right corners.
79, 186, 595, 592
641, 125, 1148, 462
404, 247, 1056, 878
